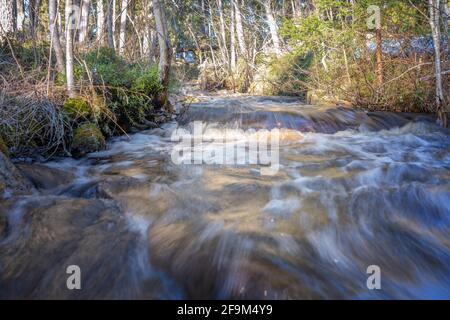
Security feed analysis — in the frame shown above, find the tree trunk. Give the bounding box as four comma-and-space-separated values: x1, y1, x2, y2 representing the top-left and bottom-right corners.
49, 0, 65, 73
233, 0, 246, 56
152, 0, 172, 110
375, 26, 383, 86
230, 4, 236, 72
148, 29, 158, 63
78, 0, 91, 43
106, 0, 115, 48
263, 0, 281, 57
0, 0, 16, 39
441, 1, 449, 110
291, 0, 296, 17
441, 2, 449, 60
216, 0, 229, 65
29, 0, 41, 37
65, 0, 76, 98
97, 0, 105, 43
17, 0, 25, 31
119, 0, 128, 55
143, 0, 156, 62
429, 0, 447, 127
112, 0, 117, 46
230, 3, 236, 91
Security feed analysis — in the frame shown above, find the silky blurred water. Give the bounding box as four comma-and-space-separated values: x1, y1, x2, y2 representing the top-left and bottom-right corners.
1, 95, 449, 299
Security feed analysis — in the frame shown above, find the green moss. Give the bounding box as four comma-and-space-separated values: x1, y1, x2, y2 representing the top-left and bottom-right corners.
71, 123, 106, 157
0, 137, 9, 157
63, 98, 91, 120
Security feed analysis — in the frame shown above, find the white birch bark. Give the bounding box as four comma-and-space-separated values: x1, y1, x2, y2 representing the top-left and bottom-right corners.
119, 0, 128, 54
17, 0, 25, 31
97, 0, 105, 42
65, 0, 76, 97
429, 0, 447, 127
78, 0, 91, 43
230, 4, 236, 71
233, 0, 246, 55
263, 0, 281, 57
0, 0, 16, 39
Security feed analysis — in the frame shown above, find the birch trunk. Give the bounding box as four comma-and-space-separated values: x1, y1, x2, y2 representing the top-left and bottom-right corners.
263, 0, 281, 57
429, 0, 447, 127
233, 0, 246, 56
78, 0, 91, 43
217, 0, 229, 64
119, 0, 128, 55
112, 0, 117, 47
0, 0, 16, 39
97, 0, 105, 42
230, 4, 236, 71
17, 0, 25, 31
65, 0, 76, 98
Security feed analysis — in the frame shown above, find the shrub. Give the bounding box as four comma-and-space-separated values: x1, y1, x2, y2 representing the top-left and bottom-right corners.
0, 93, 70, 158
131, 65, 163, 94
85, 47, 129, 87
250, 52, 312, 97
0, 39, 50, 72
82, 47, 163, 131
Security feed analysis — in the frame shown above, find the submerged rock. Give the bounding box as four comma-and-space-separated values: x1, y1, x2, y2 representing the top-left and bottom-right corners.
0, 151, 34, 198
71, 123, 106, 157
0, 196, 152, 299
81, 176, 145, 200
17, 163, 75, 190
58, 176, 145, 200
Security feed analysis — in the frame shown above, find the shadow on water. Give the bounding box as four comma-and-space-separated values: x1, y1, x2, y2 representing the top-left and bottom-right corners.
0, 95, 449, 299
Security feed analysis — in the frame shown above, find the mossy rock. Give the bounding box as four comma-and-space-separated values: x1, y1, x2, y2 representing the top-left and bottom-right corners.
71, 123, 106, 158
0, 137, 8, 157
63, 98, 91, 120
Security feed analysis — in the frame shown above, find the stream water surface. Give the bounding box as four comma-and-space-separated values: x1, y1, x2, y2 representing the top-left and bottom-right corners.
1, 94, 449, 299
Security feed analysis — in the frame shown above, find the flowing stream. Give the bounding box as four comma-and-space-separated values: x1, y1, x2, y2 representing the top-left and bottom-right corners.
1, 94, 449, 299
